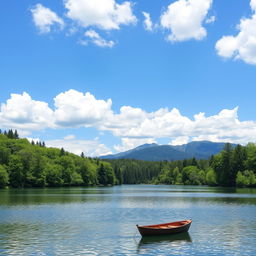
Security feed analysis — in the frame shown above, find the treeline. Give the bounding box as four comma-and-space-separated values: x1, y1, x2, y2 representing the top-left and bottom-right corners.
106, 143, 256, 187
1, 129, 256, 188
152, 143, 256, 187
0, 130, 117, 188
106, 159, 163, 184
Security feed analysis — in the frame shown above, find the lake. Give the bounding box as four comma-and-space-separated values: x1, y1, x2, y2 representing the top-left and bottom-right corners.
0, 185, 256, 256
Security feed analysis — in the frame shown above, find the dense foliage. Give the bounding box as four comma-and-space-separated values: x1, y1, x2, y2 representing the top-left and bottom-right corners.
106, 159, 163, 184
107, 143, 256, 187
1, 129, 255, 188
0, 130, 116, 188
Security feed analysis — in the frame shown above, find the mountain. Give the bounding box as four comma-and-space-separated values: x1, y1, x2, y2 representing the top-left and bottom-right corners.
101, 141, 233, 161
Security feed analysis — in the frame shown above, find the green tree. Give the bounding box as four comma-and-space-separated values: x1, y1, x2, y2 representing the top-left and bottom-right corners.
206, 168, 217, 186
60, 147, 65, 156
245, 143, 256, 170
98, 164, 107, 185
236, 170, 256, 187
14, 130, 19, 139
231, 144, 246, 185
7, 129, 14, 139
97, 163, 114, 185
45, 163, 63, 186
8, 155, 24, 188
0, 164, 9, 188
0, 146, 11, 165
71, 172, 83, 185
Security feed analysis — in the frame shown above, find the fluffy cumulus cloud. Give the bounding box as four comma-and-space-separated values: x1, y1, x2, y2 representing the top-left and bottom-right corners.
45, 136, 112, 156
54, 89, 112, 127
83, 29, 115, 47
31, 0, 136, 47
105, 107, 192, 138
142, 12, 153, 31
31, 4, 64, 33
2, 90, 256, 154
64, 0, 137, 30
0, 92, 54, 132
114, 137, 156, 152
216, 0, 256, 65
170, 136, 190, 146
160, 0, 213, 41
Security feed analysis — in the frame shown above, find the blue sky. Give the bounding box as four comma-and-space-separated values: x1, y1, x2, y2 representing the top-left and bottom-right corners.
1, 0, 256, 156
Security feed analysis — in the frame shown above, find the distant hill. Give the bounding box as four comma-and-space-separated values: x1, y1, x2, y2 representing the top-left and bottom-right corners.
101, 141, 234, 161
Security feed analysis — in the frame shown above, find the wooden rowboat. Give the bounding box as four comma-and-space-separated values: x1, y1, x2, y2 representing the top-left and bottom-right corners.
136, 219, 192, 236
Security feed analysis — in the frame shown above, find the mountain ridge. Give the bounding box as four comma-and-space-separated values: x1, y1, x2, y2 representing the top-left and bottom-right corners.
101, 141, 234, 161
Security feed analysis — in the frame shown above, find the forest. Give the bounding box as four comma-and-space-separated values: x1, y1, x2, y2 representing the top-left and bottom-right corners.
0, 129, 256, 188
104, 143, 256, 187
0, 129, 116, 188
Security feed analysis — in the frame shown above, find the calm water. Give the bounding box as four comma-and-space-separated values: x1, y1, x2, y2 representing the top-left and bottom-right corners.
0, 185, 256, 256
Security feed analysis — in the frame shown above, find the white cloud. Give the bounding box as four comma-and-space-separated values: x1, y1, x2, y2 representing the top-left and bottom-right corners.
0, 92, 54, 132
54, 89, 113, 127
160, 0, 213, 41
216, 0, 256, 65
27, 137, 40, 143
64, 0, 137, 30
104, 107, 192, 138
170, 136, 190, 146
114, 138, 156, 152
142, 12, 153, 31
2, 91, 256, 153
251, 0, 256, 11
100, 106, 256, 147
45, 138, 112, 156
31, 4, 64, 33
64, 134, 76, 140
84, 29, 115, 47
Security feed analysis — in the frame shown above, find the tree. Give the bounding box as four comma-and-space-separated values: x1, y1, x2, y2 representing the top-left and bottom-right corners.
78, 161, 90, 185
0, 164, 9, 188
45, 163, 63, 186
245, 143, 256, 170
114, 165, 123, 185
212, 143, 233, 186
0, 146, 11, 165
236, 170, 256, 187
71, 172, 83, 185
182, 166, 203, 185
60, 147, 65, 156
97, 163, 114, 185
191, 157, 198, 167
98, 164, 107, 185
231, 144, 246, 184
7, 129, 14, 139
206, 168, 217, 186
8, 155, 24, 188
14, 130, 19, 139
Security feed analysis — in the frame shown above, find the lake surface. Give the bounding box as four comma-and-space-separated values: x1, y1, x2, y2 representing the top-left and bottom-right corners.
0, 185, 256, 256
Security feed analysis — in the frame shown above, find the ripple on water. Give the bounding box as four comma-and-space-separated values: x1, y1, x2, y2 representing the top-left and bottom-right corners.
0, 185, 256, 255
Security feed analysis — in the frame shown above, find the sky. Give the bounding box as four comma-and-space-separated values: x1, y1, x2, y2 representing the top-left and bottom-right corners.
1, 0, 256, 156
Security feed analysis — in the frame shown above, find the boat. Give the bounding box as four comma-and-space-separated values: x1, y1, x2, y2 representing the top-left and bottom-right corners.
136, 219, 192, 236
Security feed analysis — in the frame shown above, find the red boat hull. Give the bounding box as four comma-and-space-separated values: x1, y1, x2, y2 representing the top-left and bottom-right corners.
137, 220, 192, 236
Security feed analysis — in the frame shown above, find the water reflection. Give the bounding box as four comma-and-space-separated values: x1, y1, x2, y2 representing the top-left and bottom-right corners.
1, 186, 256, 207
0, 185, 256, 256
137, 232, 192, 254
139, 232, 192, 245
